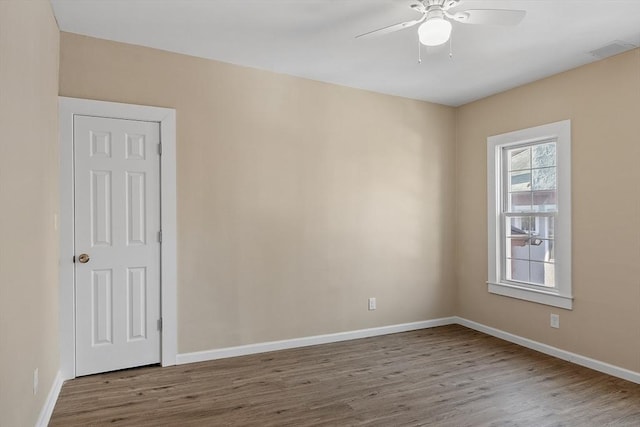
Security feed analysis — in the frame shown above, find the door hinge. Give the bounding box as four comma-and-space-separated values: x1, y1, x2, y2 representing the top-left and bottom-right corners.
157, 318, 163, 331
158, 142, 162, 155
158, 230, 163, 243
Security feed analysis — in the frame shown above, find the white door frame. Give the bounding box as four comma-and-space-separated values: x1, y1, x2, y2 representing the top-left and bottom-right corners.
59, 97, 177, 379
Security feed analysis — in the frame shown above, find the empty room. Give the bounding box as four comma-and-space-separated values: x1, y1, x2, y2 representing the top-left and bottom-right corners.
1, 0, 640, 425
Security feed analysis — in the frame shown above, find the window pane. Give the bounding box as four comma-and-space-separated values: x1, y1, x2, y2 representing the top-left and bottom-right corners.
534, 216, 554, 239
508, 147, 530, 171
506, 238, 529, 260
510, 170, 531, 192
506, 259, 529, 282
530, 239, 554, 262
508, 192, 532, 212
506, 216, 534, 235
530, 261, 555, 287
532, 143, 556, 168
532, 190, 557, 212
532, 167, 556, 190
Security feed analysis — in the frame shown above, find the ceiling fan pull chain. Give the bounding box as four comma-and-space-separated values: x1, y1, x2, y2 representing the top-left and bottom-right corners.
449, 32, 453, 58
417, 36, 422, 64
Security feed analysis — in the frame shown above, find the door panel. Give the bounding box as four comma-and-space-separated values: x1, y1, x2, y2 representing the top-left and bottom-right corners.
127, 266, 147, 341
91, 269, 113, 345
74, 115, 161, 376
90, 170, 112, 246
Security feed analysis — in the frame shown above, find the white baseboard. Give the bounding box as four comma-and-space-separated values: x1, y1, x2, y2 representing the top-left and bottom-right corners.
176, 317, 457, 365
455, 317, 640, 385
177, 316, 640, 385
36, 370, 64, 427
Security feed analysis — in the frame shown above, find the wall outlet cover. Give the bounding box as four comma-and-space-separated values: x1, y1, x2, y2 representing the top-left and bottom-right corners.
550, 314, 560, 329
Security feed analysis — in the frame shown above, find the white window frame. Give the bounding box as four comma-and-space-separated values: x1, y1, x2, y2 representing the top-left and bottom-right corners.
487, 120, 572, 310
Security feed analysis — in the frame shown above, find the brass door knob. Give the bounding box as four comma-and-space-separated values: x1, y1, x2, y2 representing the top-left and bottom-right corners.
78, 253, 90, 264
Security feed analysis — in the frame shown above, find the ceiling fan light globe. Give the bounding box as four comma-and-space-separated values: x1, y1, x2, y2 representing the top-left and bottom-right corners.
418, 18, 452, 46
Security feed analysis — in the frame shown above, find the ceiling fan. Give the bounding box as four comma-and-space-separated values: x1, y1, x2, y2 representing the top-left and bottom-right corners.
356, 0, 526, 47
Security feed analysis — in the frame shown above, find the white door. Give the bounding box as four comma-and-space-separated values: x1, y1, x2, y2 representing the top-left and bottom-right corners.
74, 115, 161, 376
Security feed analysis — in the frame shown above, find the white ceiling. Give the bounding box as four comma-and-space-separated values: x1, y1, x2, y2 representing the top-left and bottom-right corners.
50, 0, 640, 106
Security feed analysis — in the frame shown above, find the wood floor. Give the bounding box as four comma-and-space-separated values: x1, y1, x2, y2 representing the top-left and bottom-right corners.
50, 325, 640, 426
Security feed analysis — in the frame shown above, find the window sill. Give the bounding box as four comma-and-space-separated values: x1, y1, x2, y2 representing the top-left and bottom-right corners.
487, 281, 573, 310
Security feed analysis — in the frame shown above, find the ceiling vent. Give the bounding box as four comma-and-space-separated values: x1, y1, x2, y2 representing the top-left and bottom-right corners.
589, 41, 638, 59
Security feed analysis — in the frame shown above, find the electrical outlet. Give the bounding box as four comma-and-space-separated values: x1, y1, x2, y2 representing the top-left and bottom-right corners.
33, 368, 38, 395
550, 313, 560, 329
368, 297, 376, 311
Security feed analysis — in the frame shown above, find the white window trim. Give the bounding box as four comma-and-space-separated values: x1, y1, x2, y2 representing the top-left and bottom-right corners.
487, 120, 572, 310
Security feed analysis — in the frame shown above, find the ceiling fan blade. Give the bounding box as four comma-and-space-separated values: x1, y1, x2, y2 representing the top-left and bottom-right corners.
449, 9, 526, 26
355, 17, 425, 39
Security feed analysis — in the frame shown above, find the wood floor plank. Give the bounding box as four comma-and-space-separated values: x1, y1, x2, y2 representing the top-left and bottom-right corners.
50, 325, 640, 426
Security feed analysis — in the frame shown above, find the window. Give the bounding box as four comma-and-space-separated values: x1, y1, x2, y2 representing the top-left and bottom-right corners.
487, 120, 572, 309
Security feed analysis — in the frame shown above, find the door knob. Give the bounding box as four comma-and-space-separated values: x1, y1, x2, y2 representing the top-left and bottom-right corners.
78, 253, 90, 264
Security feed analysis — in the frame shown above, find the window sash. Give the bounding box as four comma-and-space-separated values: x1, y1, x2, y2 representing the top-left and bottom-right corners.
499, 139, 558, 289
500, 212, 557, 288
501, 139, 557, 214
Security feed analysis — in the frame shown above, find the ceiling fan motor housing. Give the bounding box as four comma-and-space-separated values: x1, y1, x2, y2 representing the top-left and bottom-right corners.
422, 0, 460, 9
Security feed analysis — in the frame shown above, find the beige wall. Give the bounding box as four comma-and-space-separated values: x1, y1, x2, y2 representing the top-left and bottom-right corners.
59, 33, 457, 353
0, 1, 60, 425
456, 49, 640, 371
